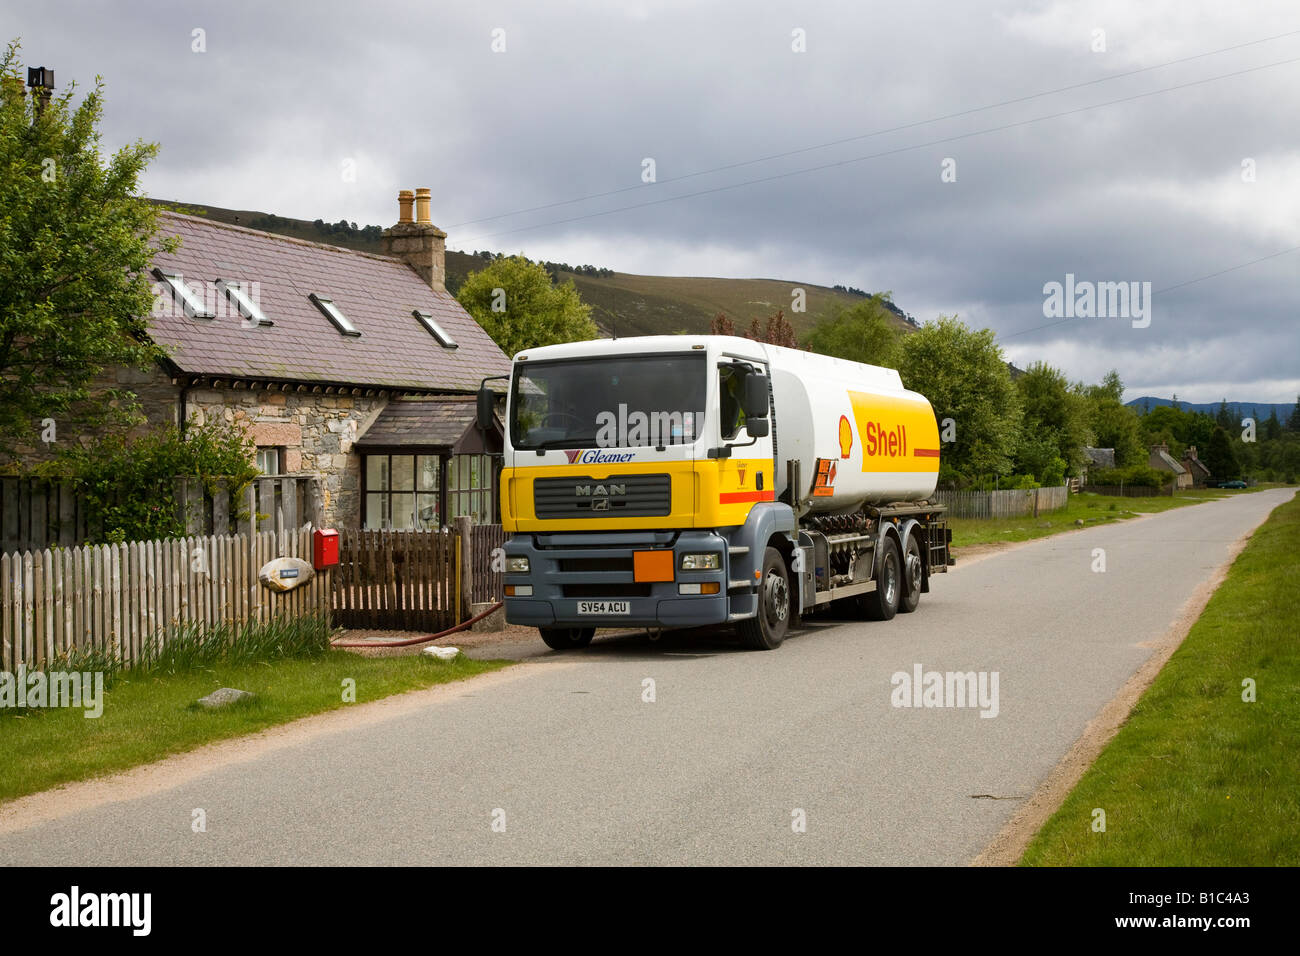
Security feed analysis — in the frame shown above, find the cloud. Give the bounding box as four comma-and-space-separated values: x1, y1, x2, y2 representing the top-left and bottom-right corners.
8, 0, 1298, 401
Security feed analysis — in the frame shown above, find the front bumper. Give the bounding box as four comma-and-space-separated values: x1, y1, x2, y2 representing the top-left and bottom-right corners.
502, 530, 730, 629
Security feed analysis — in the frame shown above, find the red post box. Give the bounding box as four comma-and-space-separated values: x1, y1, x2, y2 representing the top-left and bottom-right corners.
312, 528, 339, 570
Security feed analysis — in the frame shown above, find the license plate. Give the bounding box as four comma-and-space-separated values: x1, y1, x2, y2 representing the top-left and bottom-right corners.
577, 600, 630, 615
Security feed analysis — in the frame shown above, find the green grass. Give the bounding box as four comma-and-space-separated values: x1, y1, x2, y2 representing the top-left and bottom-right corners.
949, 486, 1278, 551
0, 646, 509, 804
1021, 491, 1300, 865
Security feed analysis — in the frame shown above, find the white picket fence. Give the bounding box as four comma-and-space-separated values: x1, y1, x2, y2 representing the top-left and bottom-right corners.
2, 527, 330, 672
931, 485, 1070, 519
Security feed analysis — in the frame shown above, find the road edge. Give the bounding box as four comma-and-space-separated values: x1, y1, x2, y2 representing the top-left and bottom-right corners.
969, 492, 1290, 867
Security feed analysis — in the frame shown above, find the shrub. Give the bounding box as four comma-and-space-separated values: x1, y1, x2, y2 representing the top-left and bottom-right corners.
35, 419, 258, 543
1088, 465, 1168, 488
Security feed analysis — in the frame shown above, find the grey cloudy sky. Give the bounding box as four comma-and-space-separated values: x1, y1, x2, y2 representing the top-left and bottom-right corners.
11, 0, 1298, 402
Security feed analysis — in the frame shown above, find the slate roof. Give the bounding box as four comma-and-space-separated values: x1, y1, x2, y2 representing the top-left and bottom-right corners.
146, 211, 511, 391
1149, 448, 1187, 474
1083, 447, 1116, 469
355, 397, 480, 449
1183, 453, 1211, 477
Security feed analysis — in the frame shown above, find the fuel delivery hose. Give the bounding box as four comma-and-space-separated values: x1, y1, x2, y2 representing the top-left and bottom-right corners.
330, 601, 504, 648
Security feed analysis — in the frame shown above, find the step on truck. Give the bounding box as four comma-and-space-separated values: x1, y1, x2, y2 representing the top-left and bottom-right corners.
477, 334, 951, 650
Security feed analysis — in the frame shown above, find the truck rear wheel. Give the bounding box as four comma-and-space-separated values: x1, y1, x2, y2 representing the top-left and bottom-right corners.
898, 532, 923, 614
539, 626, 595, 650
737, 546, 790, 650
860, 538, 901, 621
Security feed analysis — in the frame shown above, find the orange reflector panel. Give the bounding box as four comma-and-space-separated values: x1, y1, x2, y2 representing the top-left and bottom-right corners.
701, 582, 720, 594
634, 550, 674, 582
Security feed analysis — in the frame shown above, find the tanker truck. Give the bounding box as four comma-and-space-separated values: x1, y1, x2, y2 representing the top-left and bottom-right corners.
475, 334, 951, 650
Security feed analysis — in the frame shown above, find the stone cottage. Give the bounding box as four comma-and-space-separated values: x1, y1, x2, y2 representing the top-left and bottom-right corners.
120, 188, 511, 528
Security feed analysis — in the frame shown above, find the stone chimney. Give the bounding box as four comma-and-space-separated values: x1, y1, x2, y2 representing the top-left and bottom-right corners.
381, 187, 447, 291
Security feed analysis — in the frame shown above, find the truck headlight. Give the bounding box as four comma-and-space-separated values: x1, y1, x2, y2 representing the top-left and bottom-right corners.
680, 552, 721, 570
507, 557, 530, 573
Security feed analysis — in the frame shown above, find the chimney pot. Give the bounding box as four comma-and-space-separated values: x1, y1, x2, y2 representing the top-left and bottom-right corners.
415, 187, 432, 225
382, 187, 447, 291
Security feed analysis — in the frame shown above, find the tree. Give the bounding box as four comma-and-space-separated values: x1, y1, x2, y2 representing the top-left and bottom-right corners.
455, 255, 598, 357
1215, 399, 1233, 430
897, 316, 1021, 480
1204, 426, 1239, 482
801, 295, 900, 368
712, 309, 799, 347
1288, 395, 1300, 433
1089, 395, 1146, 467
0, 41, 168, 460
1264, 408, 1283, 442
1014, 361, 1093, 477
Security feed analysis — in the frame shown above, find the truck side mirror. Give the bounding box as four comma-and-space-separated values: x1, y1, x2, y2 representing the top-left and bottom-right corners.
742, 373, 769, 419
477, 387, 495, 431
746, 417, 769, 438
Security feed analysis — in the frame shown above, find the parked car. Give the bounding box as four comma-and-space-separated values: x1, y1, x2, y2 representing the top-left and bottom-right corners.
1217, 480, 1247, 489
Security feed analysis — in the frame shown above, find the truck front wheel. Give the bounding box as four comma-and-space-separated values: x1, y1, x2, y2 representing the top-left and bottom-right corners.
737, 546, 791, 650
539, 626, 595, 650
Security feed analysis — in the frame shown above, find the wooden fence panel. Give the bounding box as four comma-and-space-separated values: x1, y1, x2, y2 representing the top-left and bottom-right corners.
931, 486, 1072, 519
0, 526, 331, 672
331, 528, 459, 632
0, 476, 323, 554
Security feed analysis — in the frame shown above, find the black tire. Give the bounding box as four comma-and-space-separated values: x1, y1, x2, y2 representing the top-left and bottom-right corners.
859, 538, 901, 621
538, 626, 595, 650
737, 546, 791, 650
898, 532, 923, 614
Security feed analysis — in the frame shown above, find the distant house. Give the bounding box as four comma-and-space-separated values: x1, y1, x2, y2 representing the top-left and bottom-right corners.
1080, 447, 1115, 486
98, 188, 512, 529
1181, 446, 1212, 487
1148, 444, 1191, 490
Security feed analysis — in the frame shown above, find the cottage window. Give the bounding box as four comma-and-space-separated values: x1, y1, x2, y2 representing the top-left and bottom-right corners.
309, 293, 360, 336
414, 310, 457, 348
362, 453, 494, 529
256, 447, 283, 475
364, 454, 441, 530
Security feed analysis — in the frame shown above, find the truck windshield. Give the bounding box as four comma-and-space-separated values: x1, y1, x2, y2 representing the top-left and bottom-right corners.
511, 354, 706, 450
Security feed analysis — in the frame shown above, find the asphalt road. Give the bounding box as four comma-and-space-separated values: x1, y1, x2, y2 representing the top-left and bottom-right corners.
1, 488, 1291, 866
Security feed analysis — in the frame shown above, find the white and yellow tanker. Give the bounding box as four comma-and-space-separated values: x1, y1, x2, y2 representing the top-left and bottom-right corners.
478, 334, 950, 650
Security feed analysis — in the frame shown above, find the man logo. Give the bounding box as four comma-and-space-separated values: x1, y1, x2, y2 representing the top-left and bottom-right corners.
574, 484, 625, 497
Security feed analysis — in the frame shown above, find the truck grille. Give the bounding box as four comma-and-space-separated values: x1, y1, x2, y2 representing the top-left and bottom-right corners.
534, 473, 672, 519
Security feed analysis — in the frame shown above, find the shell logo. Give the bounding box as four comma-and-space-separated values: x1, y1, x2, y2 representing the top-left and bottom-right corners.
838, 415, 853, 458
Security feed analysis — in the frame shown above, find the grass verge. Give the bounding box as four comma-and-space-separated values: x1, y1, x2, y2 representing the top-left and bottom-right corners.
0, 618, 509, 804
949, 486, 1279, 551
1020, 491, 1300, 865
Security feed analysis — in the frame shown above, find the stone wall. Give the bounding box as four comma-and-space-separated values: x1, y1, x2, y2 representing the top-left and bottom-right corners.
184, 385, 386, 528
15, 363, 387, 528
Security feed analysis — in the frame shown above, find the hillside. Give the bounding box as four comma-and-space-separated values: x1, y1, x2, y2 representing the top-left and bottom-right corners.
1126, 396, 1296, 422
152, 199, 916, 338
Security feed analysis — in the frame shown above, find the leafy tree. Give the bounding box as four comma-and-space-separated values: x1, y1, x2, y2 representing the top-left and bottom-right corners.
1089, 396, 1147, 467
709, 312, 735, 335
1204, 426, 1239, 482
1014, 361, 1093, 476
455, 255, 598, 357
0, 40, 169, 460
712, 309, 799, 347
897, 316, 1021, 480
801, 295, 901, 368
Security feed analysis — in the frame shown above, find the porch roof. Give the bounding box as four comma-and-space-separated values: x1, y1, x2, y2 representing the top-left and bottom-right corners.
355, 397, 500, 454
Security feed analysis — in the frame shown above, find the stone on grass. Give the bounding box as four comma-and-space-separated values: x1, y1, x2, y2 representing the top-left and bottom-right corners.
422, 646, 460, 661
198, 687, 255, 709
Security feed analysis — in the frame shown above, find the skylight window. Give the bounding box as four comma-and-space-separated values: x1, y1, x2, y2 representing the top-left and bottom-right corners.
218, 280, 272, 326
153, 269, 214, 319
414, 310, 457, 349
310, 293, 359, 337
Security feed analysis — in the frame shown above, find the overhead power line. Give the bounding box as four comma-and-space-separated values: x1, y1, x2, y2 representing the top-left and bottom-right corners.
448, 28, 1300, 231
456, 53, 1300, 246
